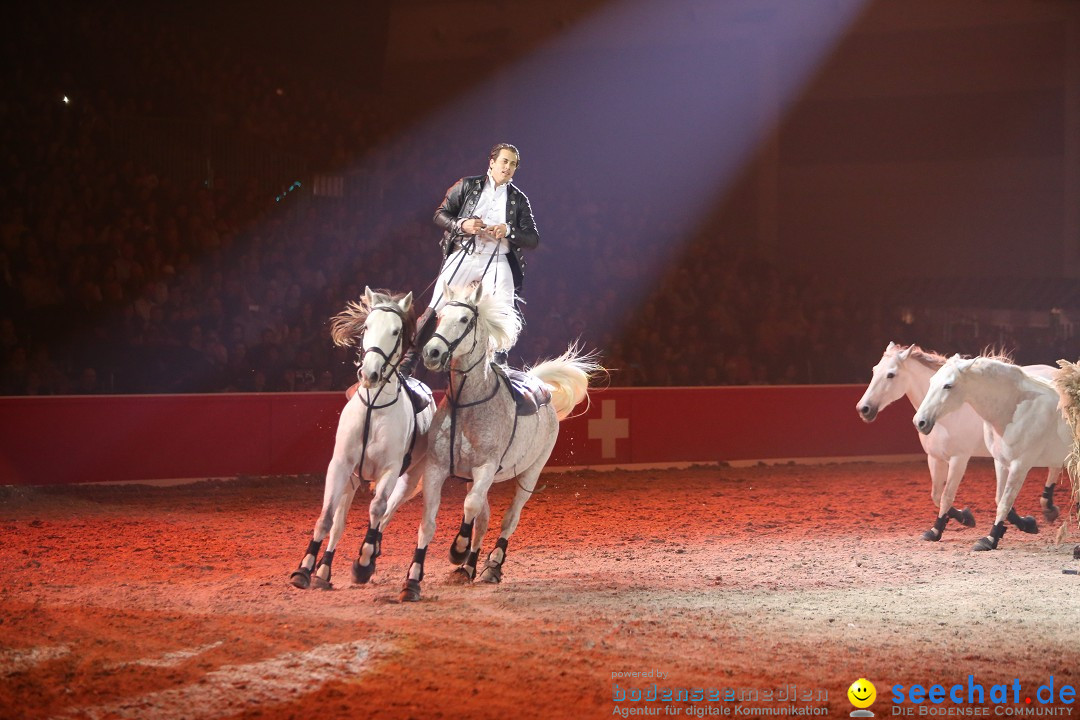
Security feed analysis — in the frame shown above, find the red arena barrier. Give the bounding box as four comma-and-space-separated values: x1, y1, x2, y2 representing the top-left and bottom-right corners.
0, 385, 921, 485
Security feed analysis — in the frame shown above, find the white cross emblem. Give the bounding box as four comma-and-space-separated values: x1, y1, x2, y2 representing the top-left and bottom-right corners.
588, 399, 629, 458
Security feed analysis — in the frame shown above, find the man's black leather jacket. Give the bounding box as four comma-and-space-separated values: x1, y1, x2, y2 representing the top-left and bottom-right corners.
433, 174, 539, 293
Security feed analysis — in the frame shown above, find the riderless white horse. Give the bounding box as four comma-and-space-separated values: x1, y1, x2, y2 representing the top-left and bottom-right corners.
399, 283, 601, 602
857, 343, 1061, 541
290, 288, 434, 589
913, 355, 1071, 550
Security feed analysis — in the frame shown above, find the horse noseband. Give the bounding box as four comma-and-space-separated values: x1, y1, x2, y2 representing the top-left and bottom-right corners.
430, 301, 479, 360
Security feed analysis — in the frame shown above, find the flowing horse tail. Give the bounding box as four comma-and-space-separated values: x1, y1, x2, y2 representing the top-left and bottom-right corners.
528, 343, 605, 420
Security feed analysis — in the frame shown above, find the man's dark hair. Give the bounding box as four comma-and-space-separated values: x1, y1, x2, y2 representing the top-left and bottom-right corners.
488, 143, 520, 167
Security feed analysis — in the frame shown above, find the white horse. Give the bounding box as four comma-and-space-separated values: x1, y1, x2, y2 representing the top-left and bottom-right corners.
913, 355, 1072, 551
399, 283, 601, 602
857, 343, 1061, 541
290, 288, 434, 589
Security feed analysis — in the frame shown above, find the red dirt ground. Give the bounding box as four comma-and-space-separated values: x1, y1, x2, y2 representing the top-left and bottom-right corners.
1, 460, 1078, 720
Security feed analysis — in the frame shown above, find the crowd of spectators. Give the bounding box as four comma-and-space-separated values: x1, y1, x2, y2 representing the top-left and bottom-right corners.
2, 4, 1077, 397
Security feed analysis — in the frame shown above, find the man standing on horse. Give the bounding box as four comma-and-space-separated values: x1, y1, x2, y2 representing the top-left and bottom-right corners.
400, 143, 540, 374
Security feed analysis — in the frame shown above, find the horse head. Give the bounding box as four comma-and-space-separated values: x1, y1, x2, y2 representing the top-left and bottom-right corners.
913, 354, 974, 435
857, 342, 914, 422
424, 283, 484, 373
359, 287, 414, 388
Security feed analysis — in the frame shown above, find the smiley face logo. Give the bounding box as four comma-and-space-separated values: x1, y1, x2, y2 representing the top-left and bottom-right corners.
848, 678, 876, 709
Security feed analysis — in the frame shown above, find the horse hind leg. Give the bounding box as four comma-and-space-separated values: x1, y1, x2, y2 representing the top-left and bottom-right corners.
478, 465, 542, 584
351, 469, 399, 584
1006, 506, 1038, 535
1039, 468, 1061, 523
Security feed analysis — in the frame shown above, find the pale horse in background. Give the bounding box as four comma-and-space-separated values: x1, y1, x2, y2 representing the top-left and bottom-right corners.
913, 355, 1072, 551
289, 288, 434, 589
857, 343, 1062, 541
400, 283, 602, 603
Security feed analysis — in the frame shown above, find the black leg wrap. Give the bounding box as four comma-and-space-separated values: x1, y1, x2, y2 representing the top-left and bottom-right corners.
399, 548, 426, 602
1006, 507, 1038, 534
922, 515, 948, 541
289, 538, 324, 589
947, 506, 976, 527
1041, 484, 1060, 522
974, 521, 1007, 551
410, 547, 427, 581
479, 538, 509, 584
466, 549, 480, 568
449, 519, 474, 564
310, 548, 336, 590
362, 526, 383, 557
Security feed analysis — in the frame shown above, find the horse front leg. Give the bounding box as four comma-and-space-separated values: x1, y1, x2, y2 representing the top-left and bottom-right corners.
312, 481, 359, 590
924, 455, 975, 541
290, 455, 354, 589
448, 465, 497, 571
1039, 467, 1062, 523
400, 463, 448, 603
352, 467, 399, 585
975, 461, 1033, 551
450, 497, 490, 583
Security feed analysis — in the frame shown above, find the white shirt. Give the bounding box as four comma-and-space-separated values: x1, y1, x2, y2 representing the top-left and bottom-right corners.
470, 172, 509, 255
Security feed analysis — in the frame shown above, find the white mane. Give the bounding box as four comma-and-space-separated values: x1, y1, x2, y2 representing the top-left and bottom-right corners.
445, 284, 522, 353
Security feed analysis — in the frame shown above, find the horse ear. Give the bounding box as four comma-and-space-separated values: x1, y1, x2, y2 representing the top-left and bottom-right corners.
399, 292, 413, 312
897, 346, 912, 361
886, 341, 897, 351
469, 282, 483, 305
364, 286, 375, 306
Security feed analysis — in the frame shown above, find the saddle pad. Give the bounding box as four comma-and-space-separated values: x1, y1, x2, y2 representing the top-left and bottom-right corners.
492, 364, 552, 416
403, 375, 433, 414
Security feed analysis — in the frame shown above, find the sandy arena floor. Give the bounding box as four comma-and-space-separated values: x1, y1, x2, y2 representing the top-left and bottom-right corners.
1, 459, 1078, 720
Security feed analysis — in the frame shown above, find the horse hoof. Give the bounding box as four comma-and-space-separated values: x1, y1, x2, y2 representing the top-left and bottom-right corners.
448, 566, 474, 584
1043, 505, 1060, 523
399, 579, 422, 602
972, 536, 998, 552
449, 541, 470, 565
1017, 516, 1039, 534
478, 563, 503, 584
958, 508, 976, 527
921, 528, 942, 542
289, 567, 312, 589
311, 575, 333, 591
352, 558, 375, 584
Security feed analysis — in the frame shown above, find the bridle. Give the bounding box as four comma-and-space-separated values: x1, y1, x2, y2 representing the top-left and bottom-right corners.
429, 301, 484, 375
357, 303, 409, 393
430, 300, 509, 479
353, 301, 420, 482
